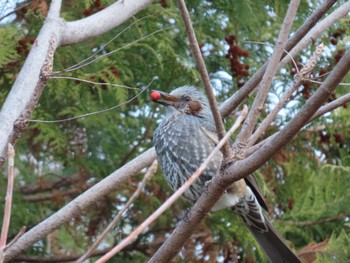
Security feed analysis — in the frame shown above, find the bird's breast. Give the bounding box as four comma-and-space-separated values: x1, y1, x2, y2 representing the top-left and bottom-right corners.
153, 114, 222, 202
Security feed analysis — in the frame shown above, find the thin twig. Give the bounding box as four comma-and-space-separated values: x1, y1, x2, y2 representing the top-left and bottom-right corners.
236, 0, 300, 145
4, 227, 26, 252
245, 91, 350, 156
176, 0, 231, 157
55, 27, 173, 74
0, 2, 31, 22
310, 93, 350, 122
50, 76, 140, 90
29, 78, 154, 123
219, 0, 337, 118
76, 160, 158, 263
248, 43, 325, 146
55, 14, 155, 74
0, 144, 15, 257
308, 79, 350, 86
286, 213, 350, 226
96, 106, 248, 263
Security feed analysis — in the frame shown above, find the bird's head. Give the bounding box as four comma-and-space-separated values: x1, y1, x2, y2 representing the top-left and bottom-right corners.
150, 86, 212, 119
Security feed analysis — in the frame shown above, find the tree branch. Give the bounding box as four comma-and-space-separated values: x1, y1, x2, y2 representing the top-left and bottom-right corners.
310, 93, 350, 122
219, 0, 338, 118
4, 148, 156, 261
0, 0, 156, 170
0, 0, 62, 169
60, 0, 155, 46
279, 1, 350, 67
236, 0, 300, 145
0, 144, 15, 261
77, 160, 158, 263
149, 42, 350, 263
248, 43, 325, 147
100, 107, 248, 262
176, 0, 231, 157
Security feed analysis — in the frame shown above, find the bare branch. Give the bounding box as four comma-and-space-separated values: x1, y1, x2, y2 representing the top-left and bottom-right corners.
60, 0, 155, 46
176, 0, 231, 157
149, 46, 350, 263
4, 227, 26, 252
0, 144, 15, 253
0, 0, 155, 169
286, 213, 350, 226
310, 93, 350, 122
219, 0, 338, 118
4, 148, 156, 261
248, 43, 325, 146
279, 1, 350, 67
226, 48, 350, 180
102, 106, 248, 263
148, 106, 248, 263
0, 0, 62, 169
77, 160, 158, 263
236, 0, 300, 145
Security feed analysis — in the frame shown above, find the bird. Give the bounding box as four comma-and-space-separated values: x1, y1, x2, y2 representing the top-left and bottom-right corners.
151, 86, 301, 263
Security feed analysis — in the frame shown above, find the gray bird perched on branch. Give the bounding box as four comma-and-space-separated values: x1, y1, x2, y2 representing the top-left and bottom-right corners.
151, 86, 301, 263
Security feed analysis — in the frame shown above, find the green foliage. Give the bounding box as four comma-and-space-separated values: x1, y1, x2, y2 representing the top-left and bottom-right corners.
1, 0, 350, 261
0, 27, 19, 68
317, 230, 350, 263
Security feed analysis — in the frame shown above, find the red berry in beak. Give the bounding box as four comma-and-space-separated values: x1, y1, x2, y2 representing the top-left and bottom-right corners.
150, 91, 161, 101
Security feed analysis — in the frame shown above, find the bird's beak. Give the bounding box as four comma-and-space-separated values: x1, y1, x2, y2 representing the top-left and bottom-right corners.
151, 90, 179, 107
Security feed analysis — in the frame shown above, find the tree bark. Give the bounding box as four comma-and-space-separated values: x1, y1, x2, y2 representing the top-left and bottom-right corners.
0, 0, 155, 169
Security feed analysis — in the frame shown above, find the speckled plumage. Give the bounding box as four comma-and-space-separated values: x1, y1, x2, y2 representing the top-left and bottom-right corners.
153, 86, 221, 202
152, 86, 301, 263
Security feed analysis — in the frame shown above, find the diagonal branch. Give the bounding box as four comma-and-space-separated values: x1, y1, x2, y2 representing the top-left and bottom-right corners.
0, 0, 156, 170
0, 0, 62, 169
149, 41, 350, 263
176, 0, 231, 157
248, 43, 325, 147
77, 160, 158, 263
310, 93, 350, 122
219, 0, 338, 118
60, 0, 156, 46
235, 0, 300, 145
100, 106, 248, 262
0, 144, 15, 261
4, 148, 156, 261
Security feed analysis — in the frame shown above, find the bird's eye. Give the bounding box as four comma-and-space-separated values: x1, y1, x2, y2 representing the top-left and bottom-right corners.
183, 96, 191, 101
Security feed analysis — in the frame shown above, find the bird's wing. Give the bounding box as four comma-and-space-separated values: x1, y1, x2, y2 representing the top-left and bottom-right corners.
245, 174, 268, 211
201, 125, 268, 211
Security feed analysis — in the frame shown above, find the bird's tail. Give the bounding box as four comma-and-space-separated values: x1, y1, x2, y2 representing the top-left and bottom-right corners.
232, 187, 301, 263
247, 217, 301, 263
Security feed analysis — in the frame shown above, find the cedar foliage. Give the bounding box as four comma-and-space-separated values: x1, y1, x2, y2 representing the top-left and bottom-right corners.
0, 0, 350, 262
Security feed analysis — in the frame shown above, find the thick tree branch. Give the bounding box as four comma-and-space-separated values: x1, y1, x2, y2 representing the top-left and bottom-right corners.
236, 0, 300, 145
4, 148, 156, 261
0, 0, 62, 169
106, 107, 247, 263
219, 0, 338, 118
0, 0, 155, 170
225, 48, 350, 182
149, 44, 350, 263
176, 0, 230, 157
279, 1, 350, 67
60, 0, 155, 46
